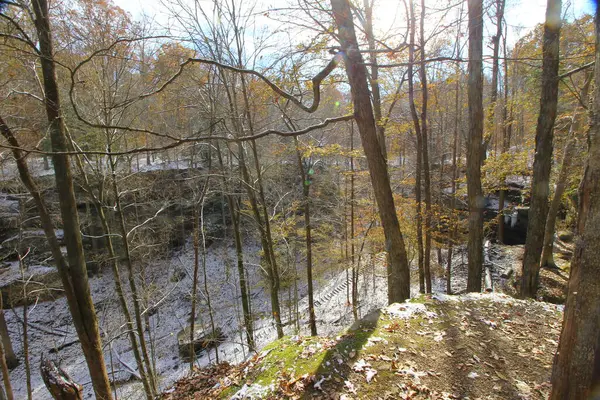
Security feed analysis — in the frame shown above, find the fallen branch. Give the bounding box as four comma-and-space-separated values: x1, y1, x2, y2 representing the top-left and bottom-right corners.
112, 349, 141, 381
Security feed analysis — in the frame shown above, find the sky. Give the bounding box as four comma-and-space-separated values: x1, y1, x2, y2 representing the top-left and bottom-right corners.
112, 0, 595, 59
114, 0, 595, 37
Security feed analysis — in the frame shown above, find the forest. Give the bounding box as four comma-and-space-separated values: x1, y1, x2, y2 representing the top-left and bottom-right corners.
0, 0, 598, 399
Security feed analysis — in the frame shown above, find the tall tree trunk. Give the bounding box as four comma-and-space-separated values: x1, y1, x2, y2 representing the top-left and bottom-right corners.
497, 28, 511, 244
419, 0, 432, 293
350, 125, 358, 319
540, 138, 575, 269
229, 5, 284, 337
107, 152, 156, 396
293, 137, 318, 335
30, 1, 112, 397
237, 142, 284, 338
490, 0, 506, 242
485, 0, 505, 158
549, 8, 600, 396
446, 2, 464, 295
199, 192, 219, 363
447, 62, 462, 295
520, 0, 562, 298
215, 142, 254, 351
331, 0, 411, 303
466, 0, 485, 293
407, 0, 425, 294
67, 137, 153, 399
541, 75, 591, 268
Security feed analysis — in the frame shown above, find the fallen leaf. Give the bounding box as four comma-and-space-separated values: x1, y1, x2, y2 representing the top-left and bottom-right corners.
495, 371, 509, 381
365, 368, 378, 383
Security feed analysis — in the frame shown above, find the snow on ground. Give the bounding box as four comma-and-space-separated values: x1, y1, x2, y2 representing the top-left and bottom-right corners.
4, 233, 383, 399
4, 235, 525, 399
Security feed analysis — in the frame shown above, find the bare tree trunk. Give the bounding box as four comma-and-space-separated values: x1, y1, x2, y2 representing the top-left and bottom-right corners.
237, 142, 284, 338
490, 0, 506, 243
190, 180, 209, 369
215, 142, 254, 351
350, 125, 358, 319
447, 59, 462, 295
227, 6, 284, 337
30, 2, 113, 396
107, 152, 156, 396
331, 0, 411, 303
18, 248, 32, 399
407, 0, 425, 294
0, 297, 14, 400
466, 0, 485, 293
419, 0, 432, 293
199, 191, 219, 363
520, 0, 562, 298
67, 138, 153, 400
292, 137, 317, 335
485, 0, 505, 158
549, 8, 600, 395
540, 139, 575, 269
497, 30, 511, 244
541, 75, 590, 268
0, 310, 16, 371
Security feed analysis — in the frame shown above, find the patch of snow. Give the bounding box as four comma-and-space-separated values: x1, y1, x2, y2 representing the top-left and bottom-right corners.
231, 382, 275, 399
383, 302, 428, 319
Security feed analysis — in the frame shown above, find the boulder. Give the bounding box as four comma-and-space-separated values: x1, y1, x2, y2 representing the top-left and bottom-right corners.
177, 325, 224, 360
0, 229, 64, 262
0, 262, 63, 308
557, 230, 574, 243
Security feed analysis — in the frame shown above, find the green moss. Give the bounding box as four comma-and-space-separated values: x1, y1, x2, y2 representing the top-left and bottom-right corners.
252, 337, 330, 386
408, 294, 429, 304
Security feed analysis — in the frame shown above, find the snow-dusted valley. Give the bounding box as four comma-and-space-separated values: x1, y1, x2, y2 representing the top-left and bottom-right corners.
3, 216, 541, 400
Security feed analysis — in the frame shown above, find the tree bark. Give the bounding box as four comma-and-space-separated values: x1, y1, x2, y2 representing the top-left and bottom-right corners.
0, 310, 17, 370
67, 138, 154, 399
541, 74, 590, 269
485, 0, 505, 158
40, 357, 83, 400
293, 137, 318, 335
466, 0, 485, 293
419, 0, 432, 293
407, 0, 425, 294
362, 0, 387, 162
540, 139, 575, 269
107, 151, 156, 395
520, 0, 562, 298
216, 142, 254, 350
350, 125, 358, 319
549, 7, 600, 396
497, 29, 511, 244
17, 2, 114, 396
0, 296, 14, 400
331, 0, 411, 303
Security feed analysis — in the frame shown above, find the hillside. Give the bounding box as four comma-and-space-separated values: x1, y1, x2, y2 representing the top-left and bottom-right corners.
162, 293, 563, 399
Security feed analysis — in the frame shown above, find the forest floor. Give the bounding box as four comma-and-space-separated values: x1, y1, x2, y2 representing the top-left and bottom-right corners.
2, 236, 570, 399
161, 293, 564, 400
